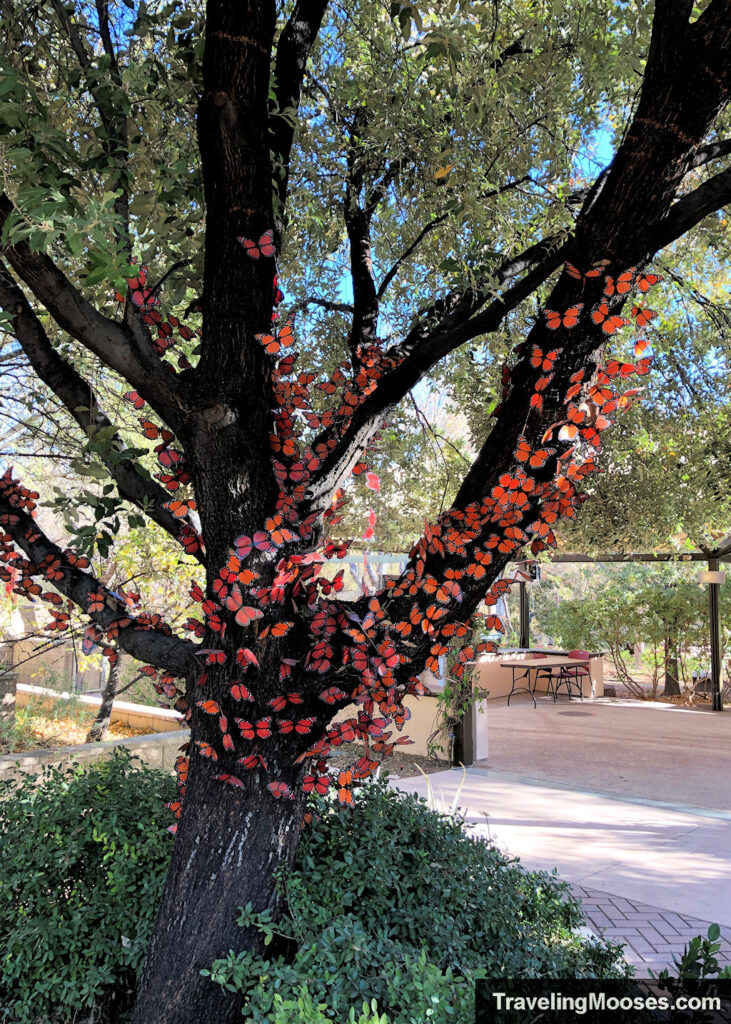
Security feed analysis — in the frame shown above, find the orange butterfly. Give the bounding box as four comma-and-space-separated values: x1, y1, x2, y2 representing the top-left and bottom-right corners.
256, 317, 295, 357
544, 304, 583, 330
631, 305, 656, 328
603, 268, 635, 296
591, 302, 629, 335
337, 769, 354, 805
636, 271, 662, 293
564, 262, 606, 281
87, 590, 106, 612
260, 621, 293, 639
515, 436, 555, 469
196, 699, 221, 715
531, 346, 558, 372
164, 498, 197, 518
195, 740, 218, 760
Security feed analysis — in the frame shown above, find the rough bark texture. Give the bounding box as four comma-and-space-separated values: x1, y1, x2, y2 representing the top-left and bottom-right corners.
86, 657, 120, 742
132, 750, 307, 1024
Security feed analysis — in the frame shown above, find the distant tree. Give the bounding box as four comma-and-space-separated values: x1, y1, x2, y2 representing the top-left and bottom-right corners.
0, 2, 730, 1021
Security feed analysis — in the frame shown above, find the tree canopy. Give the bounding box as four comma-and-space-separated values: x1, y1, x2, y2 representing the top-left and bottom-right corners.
0, 1, 730, 1021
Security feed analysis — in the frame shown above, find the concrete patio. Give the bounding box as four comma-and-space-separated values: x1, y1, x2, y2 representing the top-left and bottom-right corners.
395, 696, 731, 973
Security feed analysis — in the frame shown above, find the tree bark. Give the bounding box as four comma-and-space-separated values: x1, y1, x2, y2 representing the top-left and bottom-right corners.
85, 657, 120, 743
0, 647, 15, 723
663, 630, 681, 697
132, 750, 306, 1024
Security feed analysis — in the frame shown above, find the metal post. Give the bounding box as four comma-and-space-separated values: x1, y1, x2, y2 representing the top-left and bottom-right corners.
519, 581, 530, 649
708, 558, 724, 711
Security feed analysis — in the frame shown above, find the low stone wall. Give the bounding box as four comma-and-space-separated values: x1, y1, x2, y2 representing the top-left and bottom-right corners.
0, 729, 189, 785
16, 683, 184, 732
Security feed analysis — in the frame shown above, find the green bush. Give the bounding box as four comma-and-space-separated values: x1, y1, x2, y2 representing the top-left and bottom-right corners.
0, 757, 630, 1024
0, 749, 175, 1023
206, 780, 629, 1023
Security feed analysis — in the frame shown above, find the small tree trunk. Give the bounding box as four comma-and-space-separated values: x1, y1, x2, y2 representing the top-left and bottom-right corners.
132, 749, 306, 1024
0, 644, 16, 723
663, 628, 681, 697
85, 657, 120, 742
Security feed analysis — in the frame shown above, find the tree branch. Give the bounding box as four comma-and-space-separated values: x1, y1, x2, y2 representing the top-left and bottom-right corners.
692, 137, 731, 168
48, 0, 129, 238
0, 262, 203, 554
0, 490, 197, 677
649, 164, 731, 253
271, 0, 329, 219
289, 296, 354, 316
0, 195, 182, 428
376, 175, 534, 301
343, 111, 379, 359
305, 234, 570, 508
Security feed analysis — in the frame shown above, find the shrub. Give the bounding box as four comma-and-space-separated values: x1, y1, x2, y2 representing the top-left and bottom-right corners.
206, 779, 629, 1023
0, 749, 175, 1023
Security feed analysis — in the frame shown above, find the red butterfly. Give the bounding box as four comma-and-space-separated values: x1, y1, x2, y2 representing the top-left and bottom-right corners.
215, 774, 244, 789
236, 647, 259, 669
123, 390, 145, 410
224, 587, 264, 628
236, 717, 272, 740
230, 683, 253, 701
237, 228, 276, 259
195, 741, 218, 760
237, 754, 267, 771
544, 304, 583, 330
87, 590, 106, 612
319, 685, 349, 704
591, 302, 629, 335
303, 773, 330, 795
278, 717, 315, 735
268, 693, 304, 712
200, 649, 226, 665
268, 780, 295, 799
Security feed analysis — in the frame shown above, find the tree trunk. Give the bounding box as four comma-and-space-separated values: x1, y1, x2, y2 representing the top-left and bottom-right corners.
132, 748, 306, 1024
663, 627, 681, 697
85, 657, 120, 742
0, 643, 16, 723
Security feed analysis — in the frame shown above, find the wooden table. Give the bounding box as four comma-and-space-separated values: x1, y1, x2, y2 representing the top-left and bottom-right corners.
500, 656, 591, 707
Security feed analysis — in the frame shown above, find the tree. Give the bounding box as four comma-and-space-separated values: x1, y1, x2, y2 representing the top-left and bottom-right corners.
1, 1, 730, 1021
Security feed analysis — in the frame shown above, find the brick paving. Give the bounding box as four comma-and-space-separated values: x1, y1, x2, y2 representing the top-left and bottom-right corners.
572, 884, 731, 974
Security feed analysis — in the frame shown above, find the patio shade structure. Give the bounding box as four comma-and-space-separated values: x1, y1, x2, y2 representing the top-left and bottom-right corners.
518, 535, 731, 712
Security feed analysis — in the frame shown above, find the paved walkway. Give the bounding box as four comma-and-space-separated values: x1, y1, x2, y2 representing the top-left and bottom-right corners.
394, 744, 731, 975
574, 884, 731, 974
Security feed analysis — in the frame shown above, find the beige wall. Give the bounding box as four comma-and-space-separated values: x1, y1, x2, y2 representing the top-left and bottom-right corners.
331, 689, 451, 761
471, 652, 604, 700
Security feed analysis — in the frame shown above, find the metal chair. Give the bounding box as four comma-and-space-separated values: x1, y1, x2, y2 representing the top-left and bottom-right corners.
532, 651, 559, 702
554, 649, 591, 701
